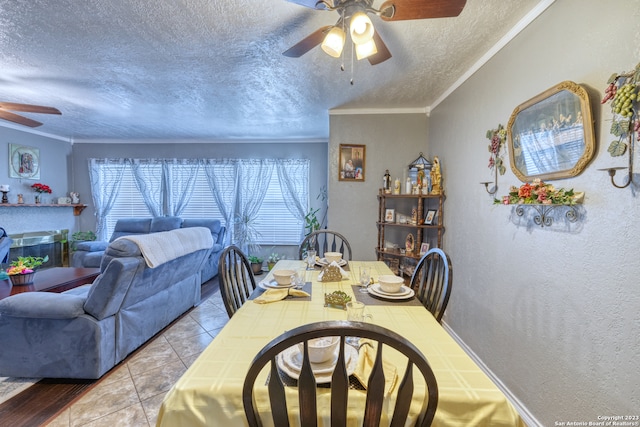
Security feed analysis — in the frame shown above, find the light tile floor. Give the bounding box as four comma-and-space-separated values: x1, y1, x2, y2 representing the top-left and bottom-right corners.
45, 290, 229, 427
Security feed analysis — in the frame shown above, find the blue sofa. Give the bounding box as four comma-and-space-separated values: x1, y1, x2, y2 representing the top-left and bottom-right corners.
71, 217, 225, 283
0, 227, 212, 379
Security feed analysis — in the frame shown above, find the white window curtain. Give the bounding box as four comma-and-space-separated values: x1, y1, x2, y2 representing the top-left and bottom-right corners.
88, 158, 126, 240
166, 159, 200, 216
235, 159, 274, 253
90, 157, 308, 246
130, 159, 164, 217
201, 159, 238, 245
275, 159, 309, 242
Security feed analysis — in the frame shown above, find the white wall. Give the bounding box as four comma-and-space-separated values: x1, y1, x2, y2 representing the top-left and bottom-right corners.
0, 128, 77, 235
328, 113, 428, 260
428, 0, 640, 424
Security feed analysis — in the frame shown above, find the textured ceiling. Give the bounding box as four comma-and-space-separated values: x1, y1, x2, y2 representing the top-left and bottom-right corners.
0, 0, 543, 142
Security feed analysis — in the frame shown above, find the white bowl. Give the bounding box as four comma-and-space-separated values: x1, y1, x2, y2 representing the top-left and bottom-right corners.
272, 269, 295, 285
378, 274, 404, 293
325, 252, 343, 263
299, 336, 340, 363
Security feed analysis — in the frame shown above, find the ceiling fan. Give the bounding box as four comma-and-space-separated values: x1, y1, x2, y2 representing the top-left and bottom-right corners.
0, 102, 62, 128
283, 0, 467, 65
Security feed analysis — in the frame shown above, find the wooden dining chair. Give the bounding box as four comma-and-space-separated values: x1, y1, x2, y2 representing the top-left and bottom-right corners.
242, 320, 438, 427
410, 248, 452, 323
298, 230, 353, 260
219, 245, 257, 318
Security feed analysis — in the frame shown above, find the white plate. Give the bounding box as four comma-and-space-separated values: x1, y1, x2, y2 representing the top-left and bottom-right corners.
368, 285, 415, 300
277, 344, 358, 383
370, 283, 412, 297
258, 280, 296, 290
316, 258, 347, 267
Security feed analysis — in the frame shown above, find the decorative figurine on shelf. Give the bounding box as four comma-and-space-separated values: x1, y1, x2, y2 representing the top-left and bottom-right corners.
70, 192, 80, 204
430, 156, 442, 195
17, 194, 24, 204
383, 169, 391, 193
0, 184, 8, 204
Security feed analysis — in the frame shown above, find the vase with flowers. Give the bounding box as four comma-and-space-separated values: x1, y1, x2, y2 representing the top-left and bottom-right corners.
6, 255, 49, 285
31, 182, 52, 204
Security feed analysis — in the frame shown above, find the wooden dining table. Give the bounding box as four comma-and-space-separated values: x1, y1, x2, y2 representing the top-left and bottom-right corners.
156, 260, 525, 426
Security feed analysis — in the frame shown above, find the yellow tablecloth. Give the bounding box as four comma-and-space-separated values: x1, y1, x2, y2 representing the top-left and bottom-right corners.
156, 260, 525, 427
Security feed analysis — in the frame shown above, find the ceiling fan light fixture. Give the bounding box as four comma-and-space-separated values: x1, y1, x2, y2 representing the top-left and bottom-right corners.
350, 11, 374, 45
321, 26, 346, 58
355, 38, 378, 60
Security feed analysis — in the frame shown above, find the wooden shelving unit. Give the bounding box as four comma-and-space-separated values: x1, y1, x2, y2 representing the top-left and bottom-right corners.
376, 189, 445, 280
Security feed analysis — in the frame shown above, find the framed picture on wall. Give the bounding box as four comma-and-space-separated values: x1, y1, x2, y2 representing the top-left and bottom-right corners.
9, 144, 40, 179
339, 144, 365, 181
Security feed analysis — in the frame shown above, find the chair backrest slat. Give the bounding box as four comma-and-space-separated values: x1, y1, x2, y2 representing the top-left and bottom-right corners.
330, 337, 349, 427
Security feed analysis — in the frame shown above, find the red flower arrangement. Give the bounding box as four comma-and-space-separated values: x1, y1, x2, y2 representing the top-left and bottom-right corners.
31, 183, 52, 194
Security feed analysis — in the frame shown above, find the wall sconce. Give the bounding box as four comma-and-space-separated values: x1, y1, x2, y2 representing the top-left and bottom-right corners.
598, 62, 639, 189
480, 163, 499, 195
599, 132, 635, 188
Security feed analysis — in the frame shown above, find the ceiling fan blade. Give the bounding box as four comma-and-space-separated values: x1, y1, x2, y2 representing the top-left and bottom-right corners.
0, 110, 43, 127
0, 102, 61, 115
380, 0, 467, 21
283, 26, 332, 57
368, 32, 392, 65
285, 0, 330, 9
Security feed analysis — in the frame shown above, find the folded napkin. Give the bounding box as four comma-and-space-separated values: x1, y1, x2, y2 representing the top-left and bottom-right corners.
317, 261, 349, 281
353, 339, 398, 396
253, 288, 310, 304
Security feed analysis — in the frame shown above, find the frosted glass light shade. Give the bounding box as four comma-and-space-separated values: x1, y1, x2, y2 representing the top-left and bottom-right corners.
355, 38, 378, 60
350, 11, 374, 45
321, 27, 346, 58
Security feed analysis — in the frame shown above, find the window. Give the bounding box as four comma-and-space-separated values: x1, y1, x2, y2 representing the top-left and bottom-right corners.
254, 172, 304, 245
104, 168, 151, 238
93, 159, 308, 245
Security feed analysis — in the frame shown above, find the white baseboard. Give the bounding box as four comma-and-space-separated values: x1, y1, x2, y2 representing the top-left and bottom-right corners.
441, 321, 542, 427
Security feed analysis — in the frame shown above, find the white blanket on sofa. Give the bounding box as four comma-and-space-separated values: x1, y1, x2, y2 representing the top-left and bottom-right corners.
119, 227, 214, 268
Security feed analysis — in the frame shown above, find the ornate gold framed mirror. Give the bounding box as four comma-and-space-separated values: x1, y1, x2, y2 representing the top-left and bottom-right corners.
507, 81, 595, 182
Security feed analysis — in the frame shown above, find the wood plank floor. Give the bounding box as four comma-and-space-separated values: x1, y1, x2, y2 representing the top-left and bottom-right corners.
0, 278, 219, 426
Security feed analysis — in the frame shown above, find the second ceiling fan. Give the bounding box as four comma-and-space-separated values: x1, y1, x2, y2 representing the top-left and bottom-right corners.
283, 0, 467, 65
0, 102, 62, 128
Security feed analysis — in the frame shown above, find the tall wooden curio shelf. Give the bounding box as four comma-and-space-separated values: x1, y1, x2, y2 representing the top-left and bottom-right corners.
376, 189, 445, 280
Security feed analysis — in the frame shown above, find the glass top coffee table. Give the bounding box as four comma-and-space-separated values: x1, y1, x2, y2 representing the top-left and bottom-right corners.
0, 267, 100, 301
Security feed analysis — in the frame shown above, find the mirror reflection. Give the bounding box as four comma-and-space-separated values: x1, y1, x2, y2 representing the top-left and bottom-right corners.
507, 81, 595, 181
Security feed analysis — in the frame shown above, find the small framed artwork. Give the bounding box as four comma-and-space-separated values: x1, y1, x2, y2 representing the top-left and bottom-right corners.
339, 144, 365, 181
385, 208, 395, 223
9, 144, 40, 179
420, 242, 430, 255
425, 209, 438, 225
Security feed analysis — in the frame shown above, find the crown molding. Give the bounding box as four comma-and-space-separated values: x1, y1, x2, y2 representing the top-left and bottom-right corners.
430, 0, 557, 110
329, 107, 429, 116
71, 137, 328, 144
0, 122, 71, 143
